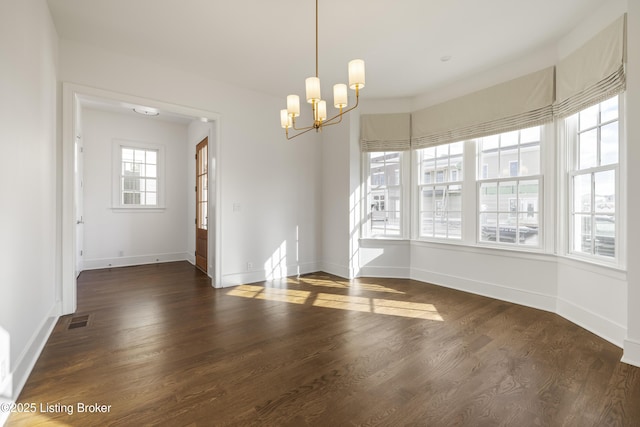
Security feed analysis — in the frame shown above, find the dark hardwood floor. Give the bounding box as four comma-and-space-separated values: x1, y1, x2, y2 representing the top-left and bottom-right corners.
7, 261, 640, 426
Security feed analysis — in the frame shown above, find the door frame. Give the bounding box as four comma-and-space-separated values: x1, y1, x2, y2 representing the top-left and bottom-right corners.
61, 83, 223, 315
195, 136, 208, 273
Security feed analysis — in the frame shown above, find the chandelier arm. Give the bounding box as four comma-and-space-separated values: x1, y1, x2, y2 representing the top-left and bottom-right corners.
291, 120, 316, 132
321, 109, 344, 127
321, 115, 344, 127
286, 125, 317, 140
291, 103, 319, 131
321, 88, 360, 125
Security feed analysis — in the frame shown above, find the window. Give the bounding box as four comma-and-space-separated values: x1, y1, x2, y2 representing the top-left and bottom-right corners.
568, 96, 619, 259
112, 140, 165, 209
417, 142, 463, 239
478, 126, 542, 246
366, 151, 402, 237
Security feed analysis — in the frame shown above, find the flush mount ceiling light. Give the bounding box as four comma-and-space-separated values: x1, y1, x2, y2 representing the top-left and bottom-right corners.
133, 107, 159, 116
280, 0, 365, 140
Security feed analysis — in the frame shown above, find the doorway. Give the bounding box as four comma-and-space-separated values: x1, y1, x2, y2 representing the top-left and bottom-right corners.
195, 137, 208, 273
61, 83, 222, 316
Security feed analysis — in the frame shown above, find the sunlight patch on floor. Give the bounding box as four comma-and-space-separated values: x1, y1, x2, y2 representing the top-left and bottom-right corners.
227, 285, 442, 321
354, 282, 406, 295
298, 278, 349, 289
226, 285, 310, 305
297, 277, 406, 295
313, 293, 443, 321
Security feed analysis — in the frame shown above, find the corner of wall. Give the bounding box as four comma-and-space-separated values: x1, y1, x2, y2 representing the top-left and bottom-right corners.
8, 305, 59, 412
622, 339, 640, 367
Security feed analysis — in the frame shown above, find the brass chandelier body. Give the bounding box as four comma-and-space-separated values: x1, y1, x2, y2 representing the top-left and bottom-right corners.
280, 0, 365, 140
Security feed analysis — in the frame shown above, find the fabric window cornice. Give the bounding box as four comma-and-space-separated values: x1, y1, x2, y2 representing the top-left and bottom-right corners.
411, 67, 554, 149
360, 113, 411, 152
555, 14, 626, 118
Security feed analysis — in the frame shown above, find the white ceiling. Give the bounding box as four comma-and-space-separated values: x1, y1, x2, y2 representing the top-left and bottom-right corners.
47, 0, 604, 102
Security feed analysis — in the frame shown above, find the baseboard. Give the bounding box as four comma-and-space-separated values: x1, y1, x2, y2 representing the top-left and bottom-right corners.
2, 304, 59, 426
622, 338, 640, 367
410, 267, 557, 313
221, 262, 321, 288
556, 297, 626, 348
82, 252, 188, 270
185, 252, 195, 266
319, 261, 350, 280
358, 265, 411, 279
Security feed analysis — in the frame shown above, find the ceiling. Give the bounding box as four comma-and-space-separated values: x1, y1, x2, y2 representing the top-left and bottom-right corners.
47, 0, 603, 102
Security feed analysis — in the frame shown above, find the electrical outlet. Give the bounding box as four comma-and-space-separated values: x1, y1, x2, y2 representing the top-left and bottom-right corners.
246, 262, 253, 271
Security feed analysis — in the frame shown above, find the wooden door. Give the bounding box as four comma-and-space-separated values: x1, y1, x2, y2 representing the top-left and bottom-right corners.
75, 135, 84, 277
195, 137, 208, 273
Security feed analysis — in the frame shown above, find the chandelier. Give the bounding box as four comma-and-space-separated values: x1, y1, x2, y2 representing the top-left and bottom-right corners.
280, 0, 365, 140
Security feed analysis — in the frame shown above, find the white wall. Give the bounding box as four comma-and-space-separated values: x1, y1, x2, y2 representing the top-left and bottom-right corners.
321, 123, 351, 277
81, 108, 189, 269
0, 0, 59, 418
58, 38, 322, 287
624, 0, 640, 366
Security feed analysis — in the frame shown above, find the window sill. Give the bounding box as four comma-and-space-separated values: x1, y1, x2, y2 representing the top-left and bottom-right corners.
111, 206, 166, 213
558, 252, 626, 278
360, 237, 554, 262
360, 237, 409, 244
358, 237, 627, 274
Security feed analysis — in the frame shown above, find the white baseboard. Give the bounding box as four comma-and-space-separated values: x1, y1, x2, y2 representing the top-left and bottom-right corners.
1, 304, 59, 426
410, 267, 557, 313
82, 252, 188, 270
221, 262, 321, 288
622, 338, 640, 367
358, 265, 411, 279
556, 297, 626, 348
319, 261, 350, 280
185, 252, 195, 266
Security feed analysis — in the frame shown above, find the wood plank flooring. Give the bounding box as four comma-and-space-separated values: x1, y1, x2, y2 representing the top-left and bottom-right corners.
7, 261, 640, 426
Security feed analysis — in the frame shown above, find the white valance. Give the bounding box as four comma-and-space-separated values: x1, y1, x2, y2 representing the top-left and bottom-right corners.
555, 14, 626, 118
360, 113, 411, 152
411, 67, 555, 149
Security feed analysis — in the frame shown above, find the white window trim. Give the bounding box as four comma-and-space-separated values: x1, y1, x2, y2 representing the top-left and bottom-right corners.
111, 139, 166, 210
475, 175, 544, 251
562, 95, 626, 269
362, 151, 410, 239
413, 142, 465, 242
474, 126, 546, 251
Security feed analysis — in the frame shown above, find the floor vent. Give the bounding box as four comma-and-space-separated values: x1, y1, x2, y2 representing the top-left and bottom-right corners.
68, 314, 90, 329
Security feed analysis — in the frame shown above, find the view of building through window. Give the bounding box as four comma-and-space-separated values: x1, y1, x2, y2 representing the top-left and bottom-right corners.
368, 151, 401, 236
570, 96, 619, 258
417, 142, 463, 239
477, 126, 541, 246
121, 147, 158, 206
